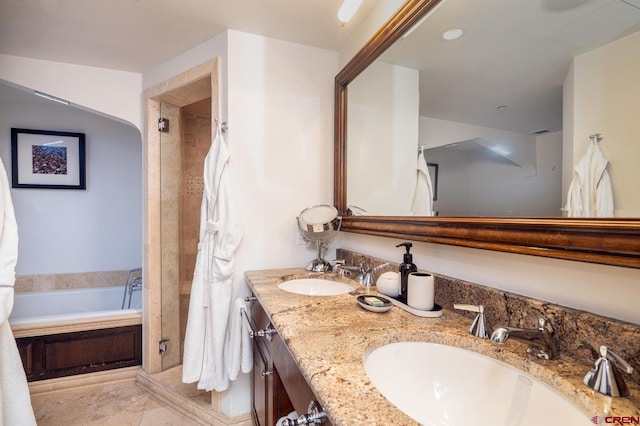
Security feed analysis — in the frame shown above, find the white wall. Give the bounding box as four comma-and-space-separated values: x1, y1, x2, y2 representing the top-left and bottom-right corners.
564, 30, 640, 216
0, 54, 142, 130
229, 30, 337, 417
143, 29, 338, 417
0, 83, 142, 275
226, 30, 337, 272
229, 31, 336, 415
348, 62, 419, 215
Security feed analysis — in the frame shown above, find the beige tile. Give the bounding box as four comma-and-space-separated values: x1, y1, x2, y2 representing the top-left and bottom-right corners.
139, 397, 199, 425
31, 378, 198, 426
97, 270, 132, 287
14, 275, 36, 292
35, 274, 56, 291
53, 272, 91, 290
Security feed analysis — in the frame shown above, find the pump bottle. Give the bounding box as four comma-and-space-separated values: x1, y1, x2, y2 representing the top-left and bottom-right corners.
396, 242, 417, 299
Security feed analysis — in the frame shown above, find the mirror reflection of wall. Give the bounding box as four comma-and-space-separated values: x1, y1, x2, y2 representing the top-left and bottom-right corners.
346, 0, 640, 217
347, 61, 419, 215
425, 132, 563, 216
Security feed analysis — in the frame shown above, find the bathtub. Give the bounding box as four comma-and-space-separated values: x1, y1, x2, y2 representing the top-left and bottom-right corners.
10, 285, 142, 331
9, 286, 143, 381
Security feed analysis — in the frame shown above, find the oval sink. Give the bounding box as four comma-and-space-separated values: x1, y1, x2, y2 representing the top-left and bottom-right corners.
364, 342, 587, 425
278, 278, 354, 296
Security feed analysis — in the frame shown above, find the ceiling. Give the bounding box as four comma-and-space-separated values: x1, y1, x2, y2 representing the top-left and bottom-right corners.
3, 0, 639, 136
378, 0, 640, 134
0, 0, 380, 73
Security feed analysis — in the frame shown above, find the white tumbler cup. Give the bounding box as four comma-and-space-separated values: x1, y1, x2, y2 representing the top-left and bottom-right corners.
407, 272, 434, 310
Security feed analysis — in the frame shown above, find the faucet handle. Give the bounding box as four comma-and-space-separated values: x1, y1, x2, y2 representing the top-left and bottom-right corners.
453, 304, 488, 339
537, 317, 552, 331
333, 260, 359, 276
583, 346, 634, 397
601, 346, 634, 374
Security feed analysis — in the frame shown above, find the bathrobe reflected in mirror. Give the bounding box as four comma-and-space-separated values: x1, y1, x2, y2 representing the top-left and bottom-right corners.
565, 139, 613, 217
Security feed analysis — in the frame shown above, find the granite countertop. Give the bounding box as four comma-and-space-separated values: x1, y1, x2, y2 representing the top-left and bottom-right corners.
245, 268, 640, 425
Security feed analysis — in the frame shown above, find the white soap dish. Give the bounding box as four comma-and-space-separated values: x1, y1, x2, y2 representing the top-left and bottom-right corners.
357, 295, 393, 313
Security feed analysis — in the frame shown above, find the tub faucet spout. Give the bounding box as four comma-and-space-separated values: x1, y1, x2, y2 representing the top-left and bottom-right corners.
491, 317, 559, 360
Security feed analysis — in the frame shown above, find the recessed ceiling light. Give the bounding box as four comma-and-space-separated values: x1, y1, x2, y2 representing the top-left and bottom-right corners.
442, 27, 465, 41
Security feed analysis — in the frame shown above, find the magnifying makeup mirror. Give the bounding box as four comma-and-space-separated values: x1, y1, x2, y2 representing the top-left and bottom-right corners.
297, 205, 341, 272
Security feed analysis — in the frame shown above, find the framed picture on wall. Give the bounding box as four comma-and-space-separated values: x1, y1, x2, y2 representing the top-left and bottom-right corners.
11, 128, 86, 190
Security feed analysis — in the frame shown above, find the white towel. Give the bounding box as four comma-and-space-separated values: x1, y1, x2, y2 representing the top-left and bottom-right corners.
564, 140, 614, 217
411, 150, 434, 216
0, 157, 36, 426
226, 298, 253, 380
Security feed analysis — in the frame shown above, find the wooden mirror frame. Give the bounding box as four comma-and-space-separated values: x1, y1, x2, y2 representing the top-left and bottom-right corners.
334, 0, 640, 268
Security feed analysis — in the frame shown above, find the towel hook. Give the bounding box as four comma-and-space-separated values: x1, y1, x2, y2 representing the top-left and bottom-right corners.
215, 118, 228, 134
590, 133, 603, 143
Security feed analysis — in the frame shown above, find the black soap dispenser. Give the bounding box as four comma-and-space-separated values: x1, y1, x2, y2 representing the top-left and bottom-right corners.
396, 242, 417, 300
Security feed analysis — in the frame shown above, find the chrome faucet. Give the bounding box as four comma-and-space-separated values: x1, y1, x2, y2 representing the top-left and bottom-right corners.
333, 260, 387, 289
491, 317, 559, 360
583, 345, 634, 397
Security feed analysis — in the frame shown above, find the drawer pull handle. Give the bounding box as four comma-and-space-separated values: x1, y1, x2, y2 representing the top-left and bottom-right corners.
261, 369, 272, 377
250, 327, 277, 339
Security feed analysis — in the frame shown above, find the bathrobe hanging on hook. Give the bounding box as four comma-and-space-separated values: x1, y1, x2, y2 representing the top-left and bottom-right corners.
183, 124, 242, 392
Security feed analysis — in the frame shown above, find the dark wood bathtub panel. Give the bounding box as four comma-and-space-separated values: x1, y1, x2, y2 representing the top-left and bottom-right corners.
16, 325, 142, 381
16, 338, 37, 377
44, 329, 138, 369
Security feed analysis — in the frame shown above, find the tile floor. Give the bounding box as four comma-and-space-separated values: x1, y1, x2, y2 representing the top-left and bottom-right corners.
31, 379, 199, 426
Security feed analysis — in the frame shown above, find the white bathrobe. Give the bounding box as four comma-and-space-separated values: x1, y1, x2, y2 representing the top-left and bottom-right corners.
182, 127, 242, 392
411, 151, 434, 216
565, 140, 614, 217
0, 158, 36, 426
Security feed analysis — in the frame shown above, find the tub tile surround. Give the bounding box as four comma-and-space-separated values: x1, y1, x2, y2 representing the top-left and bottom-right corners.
15, 270, 131, 293
245, 262, 640, 425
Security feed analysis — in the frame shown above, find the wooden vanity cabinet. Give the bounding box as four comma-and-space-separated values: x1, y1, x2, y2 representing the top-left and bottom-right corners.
250, 297, 332, 426
250, 298, 295, 425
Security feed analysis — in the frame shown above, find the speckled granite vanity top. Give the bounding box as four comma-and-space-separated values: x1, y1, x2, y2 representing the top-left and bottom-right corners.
245, 268, 640, 425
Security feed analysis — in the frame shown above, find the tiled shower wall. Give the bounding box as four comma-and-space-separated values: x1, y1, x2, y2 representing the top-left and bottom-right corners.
179, 108, 212, 358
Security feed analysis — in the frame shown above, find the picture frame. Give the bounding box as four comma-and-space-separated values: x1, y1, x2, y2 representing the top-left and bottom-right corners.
427, 162, 438, 201
11, 128, 86, 190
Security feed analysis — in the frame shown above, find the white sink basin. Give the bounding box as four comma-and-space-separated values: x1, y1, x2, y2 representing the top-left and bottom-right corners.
364, 342, 587, 426
278, 278, 354, 296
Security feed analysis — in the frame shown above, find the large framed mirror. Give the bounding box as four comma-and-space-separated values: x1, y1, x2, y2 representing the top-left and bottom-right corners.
335, 0, 640, 268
